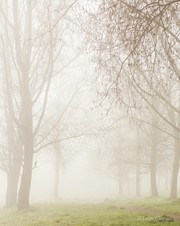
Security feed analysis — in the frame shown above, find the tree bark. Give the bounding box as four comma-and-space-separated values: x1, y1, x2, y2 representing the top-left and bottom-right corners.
17, 98, 33, 209
12, 0, 34, 210
18, 144, 33, 210
4, 65, 22, 208
17, 66, 33, 210
5, 158, 21, 208
170, 138, 180, 199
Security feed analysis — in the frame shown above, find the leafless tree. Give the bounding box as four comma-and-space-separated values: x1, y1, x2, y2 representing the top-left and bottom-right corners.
0, 0, 78, 209
82, 0, 180, 198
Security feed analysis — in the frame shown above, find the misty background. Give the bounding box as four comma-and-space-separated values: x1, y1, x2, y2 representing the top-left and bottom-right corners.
0, 0, 180, 211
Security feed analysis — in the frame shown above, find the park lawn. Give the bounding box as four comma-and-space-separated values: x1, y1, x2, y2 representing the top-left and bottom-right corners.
0, 201, 179, 226
120, 198, 180, 215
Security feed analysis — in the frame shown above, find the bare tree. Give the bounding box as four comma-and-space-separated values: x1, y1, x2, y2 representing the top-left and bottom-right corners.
82, 0, 180, 198
0, 0, 77, 209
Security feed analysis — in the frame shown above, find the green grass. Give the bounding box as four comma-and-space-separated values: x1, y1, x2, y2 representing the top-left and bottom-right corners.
0, 200, 179, 226
119, 197, 180, 215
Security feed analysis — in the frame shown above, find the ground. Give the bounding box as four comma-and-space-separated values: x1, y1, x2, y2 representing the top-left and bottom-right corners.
0, 198, 180, 226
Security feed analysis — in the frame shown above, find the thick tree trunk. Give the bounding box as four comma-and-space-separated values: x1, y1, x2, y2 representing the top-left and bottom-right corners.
18, 145, 33, 210
4, 93, 22, 208
12, 0, 34, 210
5, 159, 21, 208
170, 138, 180, 199
17, 69, 33, 210
17, 109, 33, 210
3, 29, 21, 207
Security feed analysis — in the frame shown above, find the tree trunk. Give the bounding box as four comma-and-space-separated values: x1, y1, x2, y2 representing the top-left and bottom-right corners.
164, 165, 169, 195
136, 164, 141, 197
17, 69, 33, 210
150, 97, 159, 197
170, 138, 180, 199
17, 110, 33, 210
54, 164, 60, 200
118, 165, 123, 197
53, 148, 61, 200
136, 140, 141, 197
18, 145, 33, 210
12, 0, 34, 210
150, 165, 158, 197
5, 157, 21, 208
4, 84, 22, 208
150, 146, 158, 197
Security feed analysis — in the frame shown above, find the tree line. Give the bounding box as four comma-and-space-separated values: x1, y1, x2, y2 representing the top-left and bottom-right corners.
0, 0, 180, 211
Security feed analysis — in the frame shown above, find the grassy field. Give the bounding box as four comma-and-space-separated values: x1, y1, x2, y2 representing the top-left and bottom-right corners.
0, 199, 180, 226
121, 197, 180, 214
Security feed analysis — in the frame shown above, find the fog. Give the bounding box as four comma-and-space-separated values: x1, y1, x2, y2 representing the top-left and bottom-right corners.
0, 0, 180, 214
0, 151, 122, 205
31, 153, 117, 202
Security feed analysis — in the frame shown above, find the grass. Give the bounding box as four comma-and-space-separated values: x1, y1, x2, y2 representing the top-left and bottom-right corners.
120, 197, 180, 215
0, 199, 179, 226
